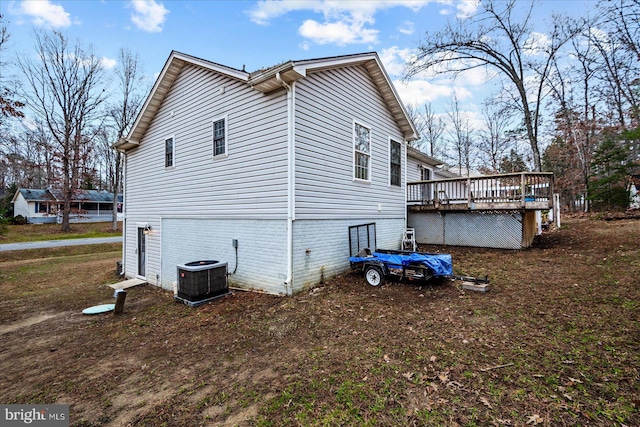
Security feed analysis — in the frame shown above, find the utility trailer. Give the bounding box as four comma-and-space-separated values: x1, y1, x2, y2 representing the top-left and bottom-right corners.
349, 248, 488, 287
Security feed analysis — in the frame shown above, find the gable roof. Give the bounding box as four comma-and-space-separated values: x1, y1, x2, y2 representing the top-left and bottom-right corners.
13, 189, 55, 202
407, 146, 445, 167
116, 51, 417, 150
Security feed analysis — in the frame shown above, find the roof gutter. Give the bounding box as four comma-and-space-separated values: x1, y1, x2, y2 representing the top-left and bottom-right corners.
276, 72, 296, 296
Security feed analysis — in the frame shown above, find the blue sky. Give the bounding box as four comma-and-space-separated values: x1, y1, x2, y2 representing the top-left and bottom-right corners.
2, 0, 595, 126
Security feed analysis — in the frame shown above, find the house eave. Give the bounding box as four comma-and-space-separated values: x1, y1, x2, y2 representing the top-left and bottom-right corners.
407, 146, 444, 167
249, 62, 305, 93
113, 137, 139, 151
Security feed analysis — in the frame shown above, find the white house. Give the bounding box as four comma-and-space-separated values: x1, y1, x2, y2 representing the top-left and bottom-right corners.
115, 51, 421, 295
11, 189, 57, 223
630, 174, 640, 209
12, 188, 123, 223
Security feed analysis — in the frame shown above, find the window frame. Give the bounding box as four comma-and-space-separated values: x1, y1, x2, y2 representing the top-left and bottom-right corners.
164, 136, 175, 168
353, 121, 372, 182
389, 138, 402, 187
212, 115, 228, 159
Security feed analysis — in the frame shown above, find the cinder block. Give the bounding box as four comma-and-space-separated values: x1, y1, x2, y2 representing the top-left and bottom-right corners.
462, 282, 489, 292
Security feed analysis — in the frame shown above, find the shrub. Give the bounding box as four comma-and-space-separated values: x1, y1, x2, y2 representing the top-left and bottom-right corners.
11, 215, 27, 225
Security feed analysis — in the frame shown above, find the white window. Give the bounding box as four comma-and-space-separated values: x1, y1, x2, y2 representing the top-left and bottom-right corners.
165, 136, 174, 168
353, 122, 371, 181
389, 139, 401, 187
213, 116, 227, 158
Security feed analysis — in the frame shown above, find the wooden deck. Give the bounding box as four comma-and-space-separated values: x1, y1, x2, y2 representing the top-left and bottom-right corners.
407, 172, 554, 212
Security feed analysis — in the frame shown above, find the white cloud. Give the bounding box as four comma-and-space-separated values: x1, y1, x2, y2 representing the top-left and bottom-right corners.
589, 27, 610, 46
101, 57, 117, 70
247, 1, 432, 46
299, 19, 378, 46
456, 0, 479, 18
398, 20, 414, 35
19, 0, 71, 28
130, 0, 169, 33
394, 78, 471, 107
456, 63, 496, 86
379, 46, 415, 76
524, 31, 551, 55
248, 1, 431, 25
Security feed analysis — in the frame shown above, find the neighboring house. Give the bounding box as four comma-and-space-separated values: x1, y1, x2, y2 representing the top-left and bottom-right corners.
406, 146, 457, 203
12, 188, 123, 223
630, 174, 640, 209
115, 51, 419, 295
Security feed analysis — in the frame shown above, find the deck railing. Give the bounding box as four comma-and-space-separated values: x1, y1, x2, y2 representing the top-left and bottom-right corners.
407, 172, 554, 210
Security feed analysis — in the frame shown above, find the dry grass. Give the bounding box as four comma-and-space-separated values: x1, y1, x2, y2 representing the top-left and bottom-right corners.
0, 216, 638, 426
1, 222, 122, 243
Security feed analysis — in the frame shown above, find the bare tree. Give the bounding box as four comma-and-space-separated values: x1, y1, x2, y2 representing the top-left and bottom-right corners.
548, 18, 601, 212
0, 14, 24, 120
106, 48, 145, 230
406, 0, 580, 171
405, 102, 445, 158
477, 101, 513, 173
421, 102, 445, 158
405, 104, 426, 150
599, 0, 640, 61
17, 31, 106, 231
445, 94, 474, 176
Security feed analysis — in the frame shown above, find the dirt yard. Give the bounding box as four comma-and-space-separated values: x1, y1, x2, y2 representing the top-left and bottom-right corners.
0, 216, 638, 426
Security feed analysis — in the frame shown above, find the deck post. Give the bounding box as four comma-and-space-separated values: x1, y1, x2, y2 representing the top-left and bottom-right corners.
521, 173, 526, 208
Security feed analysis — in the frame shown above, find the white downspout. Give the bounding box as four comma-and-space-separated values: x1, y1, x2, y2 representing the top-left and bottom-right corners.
403, 141, 407, 228
121, 150, 127, 276
276, 72, 295, 296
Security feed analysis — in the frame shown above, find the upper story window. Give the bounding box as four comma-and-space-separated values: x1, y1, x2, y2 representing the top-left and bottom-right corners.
354, 122, 371, 181
389, 139, 401, 187
213, 117, 227, 157
165, 137, 174, 167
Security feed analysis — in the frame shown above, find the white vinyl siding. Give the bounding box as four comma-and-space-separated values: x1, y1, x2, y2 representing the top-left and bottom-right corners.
123, 64, 288, 284
125, 64, 288, 220
294, 64, 406, 220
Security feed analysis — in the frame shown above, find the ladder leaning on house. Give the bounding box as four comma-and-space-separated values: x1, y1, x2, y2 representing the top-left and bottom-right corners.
402, 228, 417, 252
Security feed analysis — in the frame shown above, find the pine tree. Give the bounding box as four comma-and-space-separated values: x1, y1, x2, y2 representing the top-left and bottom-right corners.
588, 136, 631, 211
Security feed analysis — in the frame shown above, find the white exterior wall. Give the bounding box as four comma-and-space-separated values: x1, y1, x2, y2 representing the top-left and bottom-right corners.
122, 63, 288, 285
12, 194, 31, 218
631, 183, 640, 209
406, 156, 450, 182
288, 65, 409, 293
291, 218, 404, 292
160, 218, 288, 295
294, 65, 406, 219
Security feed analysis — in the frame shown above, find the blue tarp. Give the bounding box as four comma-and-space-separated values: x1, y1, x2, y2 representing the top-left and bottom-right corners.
350, 251, 453, 277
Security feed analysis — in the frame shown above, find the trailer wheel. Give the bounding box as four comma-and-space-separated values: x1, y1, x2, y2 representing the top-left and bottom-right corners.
364, 265, 385, 287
